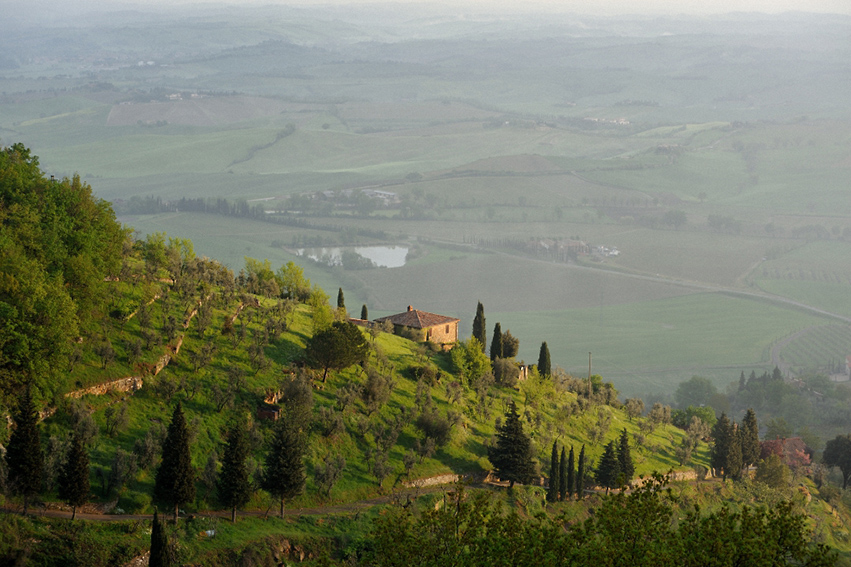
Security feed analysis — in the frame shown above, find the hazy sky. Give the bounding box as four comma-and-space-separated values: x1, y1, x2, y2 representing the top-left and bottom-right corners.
20, 0, 851, 16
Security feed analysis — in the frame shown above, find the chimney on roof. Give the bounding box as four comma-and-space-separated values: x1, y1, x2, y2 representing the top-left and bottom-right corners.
407, 305, 413, 311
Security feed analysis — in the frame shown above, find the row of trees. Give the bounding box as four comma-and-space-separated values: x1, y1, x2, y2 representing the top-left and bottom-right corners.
4, 392, 308, 523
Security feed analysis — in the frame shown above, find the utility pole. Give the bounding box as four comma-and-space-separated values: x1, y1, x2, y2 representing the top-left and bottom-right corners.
588, 352, 592, 398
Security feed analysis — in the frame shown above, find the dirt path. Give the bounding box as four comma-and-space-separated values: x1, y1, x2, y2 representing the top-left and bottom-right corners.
1, 486, 449, 522
769, 327, 815, 377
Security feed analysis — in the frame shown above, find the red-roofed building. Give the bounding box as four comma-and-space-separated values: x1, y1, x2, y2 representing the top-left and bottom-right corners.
374, 306, 459, 346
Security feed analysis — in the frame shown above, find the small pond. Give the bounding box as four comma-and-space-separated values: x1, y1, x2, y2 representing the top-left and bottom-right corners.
296, 246, 408, 268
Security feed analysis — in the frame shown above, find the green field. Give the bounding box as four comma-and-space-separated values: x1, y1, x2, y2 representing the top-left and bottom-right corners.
4, 7, 851, 399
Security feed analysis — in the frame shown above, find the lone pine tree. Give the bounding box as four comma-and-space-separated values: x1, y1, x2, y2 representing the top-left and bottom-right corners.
217, 418, 252, 523
154, 403, 196, 522
58, 432, 90, 520
537, 341, 551, 378
490, 322, 503, 361
472, 301, 486, 351
740, 408, 760, 468
149, 509, 172, 567
547, 442, 560, 502
488, 400, 536, 488
566, 445, 575, 500
617, 429, 635, 486
6, 387, 43, 515
263, 411, 306, 518
595, 441, 622, 494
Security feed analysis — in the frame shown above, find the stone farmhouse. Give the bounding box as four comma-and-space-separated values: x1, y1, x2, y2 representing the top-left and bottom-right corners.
374, 306, 459, 347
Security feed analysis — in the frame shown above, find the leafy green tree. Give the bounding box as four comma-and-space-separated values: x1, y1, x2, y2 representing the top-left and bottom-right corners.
823, 434, 851, 489
675, 375, 717, 409
154, 403, 196, 522
740, 408, 760, 468
58, 432, 90, 520
5, 387, 43, 514
217, 418, 251, 523
490, 322, 503, 361
624, 398, 645, 421
304, 321, 369, 382
537, 342, 551, 378
500, 330, 519, 359
450, 338, 491, 384
595, 441, 622, 494
576, 445, 586, 499
149, 509, 173, 567
566, 446, 575, 500
472, 302, 486, 352
488, 400, 536, 488
617, 429, 635, 485
754, 454, 790, 489
263, 411, 306, 517
547, 442, 560, 502
276, 261, 311, 302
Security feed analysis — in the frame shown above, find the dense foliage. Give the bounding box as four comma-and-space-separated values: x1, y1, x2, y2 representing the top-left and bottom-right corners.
0, 144, 126, 400
369, 477, 835, 567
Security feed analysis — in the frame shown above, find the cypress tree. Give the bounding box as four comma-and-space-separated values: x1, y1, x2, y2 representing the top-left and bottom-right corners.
263, 410, 306, 518
58, 432, 89, 520
149, 509, 172, 567
487, 400, 536, 488
566, 446, 575, 499
558, 447, 567, 501
728, 424, 744, 480
217, 418, 251, 523
547, 442, 560, 502
472, 301, 486, 352
740, 408, 760, 468
576, 445, 586, 499
337, 287, 345, 311
711, 413, 734, 480
490, 322, 503, 361
361, 304, 369, 321
537, 342, 551, 378
154, 403, 196, 522
6, 387, 43, 515
617, 429, 635, 486
738, 371, 746, 392
595, 440, 622, 494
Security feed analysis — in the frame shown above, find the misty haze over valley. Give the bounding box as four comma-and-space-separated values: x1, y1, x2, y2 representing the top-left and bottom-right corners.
2, 1, 850, 401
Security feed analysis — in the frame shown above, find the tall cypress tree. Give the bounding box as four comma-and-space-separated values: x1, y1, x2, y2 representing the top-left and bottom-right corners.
6, 387, 43, 515
217, 418, 251, 523
576, 445, 586, 499
488, 400, 536, 488
740, 408, 760, 468
728, 424, 744, 480
58, 432, 90, 520
263, 410, 306, 518
711, 413, 734, 480
149, 509, 172, 567
558, 447, 567, 501
337, 287, 346, 311
361, 304, 369, 321
490, 322, 503, 361
617, 429, 635, 486
595, 440, 622, 494
537, 342, 551, 378
547, 442, 560, 502
566, 446, 575, 499
154, 403, 196, 522
472, 302, 486, 352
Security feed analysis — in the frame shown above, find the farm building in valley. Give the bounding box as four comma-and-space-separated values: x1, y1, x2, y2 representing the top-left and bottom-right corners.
374, 306, 459, 346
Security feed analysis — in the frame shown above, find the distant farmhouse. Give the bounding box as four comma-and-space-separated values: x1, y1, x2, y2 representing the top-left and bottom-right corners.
373, 306, 459, 346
